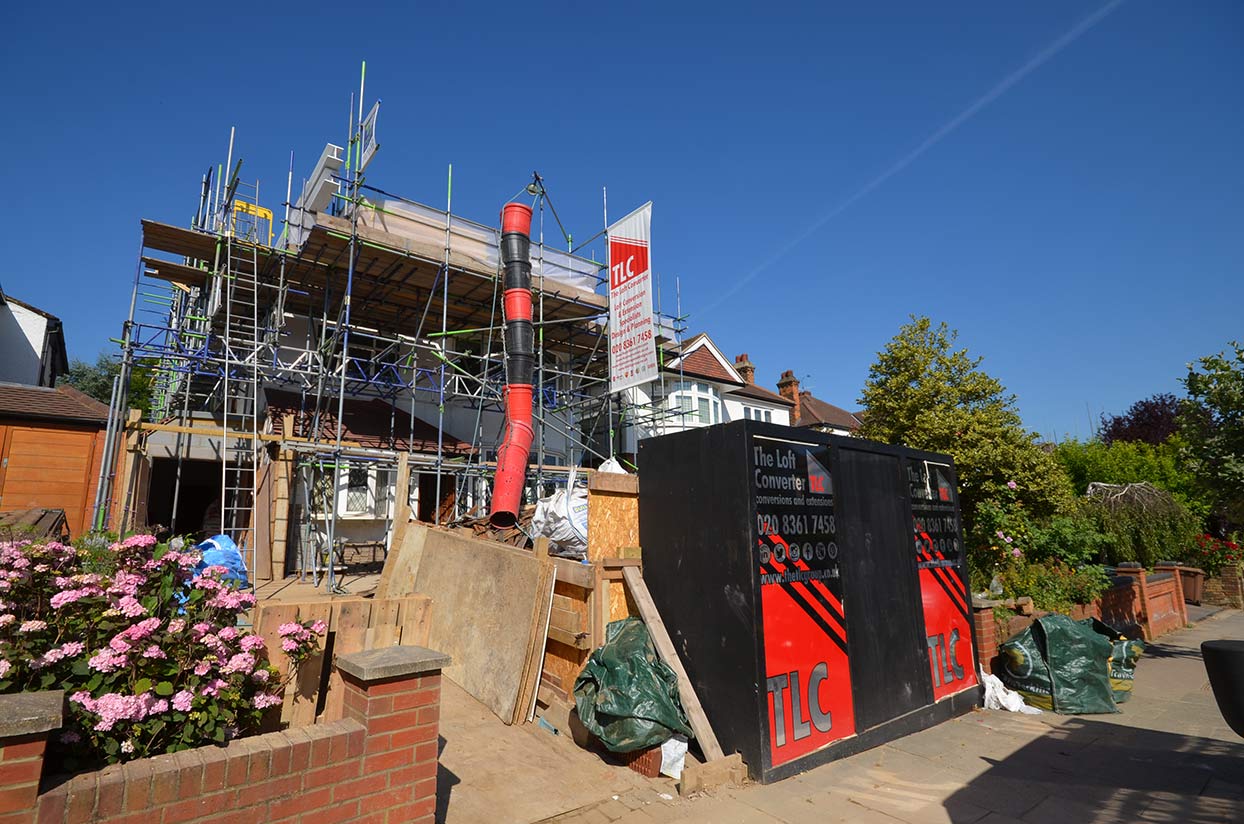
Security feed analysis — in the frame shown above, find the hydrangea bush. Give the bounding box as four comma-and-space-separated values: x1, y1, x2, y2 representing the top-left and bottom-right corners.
0, 535, 324, 767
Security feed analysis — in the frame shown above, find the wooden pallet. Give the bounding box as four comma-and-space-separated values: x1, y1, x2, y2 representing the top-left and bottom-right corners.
252, 594, 432, 727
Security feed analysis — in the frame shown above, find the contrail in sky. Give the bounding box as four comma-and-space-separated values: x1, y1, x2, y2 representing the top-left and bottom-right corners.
701, 0, 1126, 314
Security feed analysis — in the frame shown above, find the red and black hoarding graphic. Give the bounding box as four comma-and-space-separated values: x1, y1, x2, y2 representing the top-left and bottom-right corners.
753, 436, 855, 767
908, 459, 977, 701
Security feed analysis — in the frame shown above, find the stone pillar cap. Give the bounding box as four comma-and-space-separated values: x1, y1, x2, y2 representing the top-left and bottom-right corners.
336, 646, 451, 682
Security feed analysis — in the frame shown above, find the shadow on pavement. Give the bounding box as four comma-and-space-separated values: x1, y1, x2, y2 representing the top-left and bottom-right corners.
943, 718, 1244, 823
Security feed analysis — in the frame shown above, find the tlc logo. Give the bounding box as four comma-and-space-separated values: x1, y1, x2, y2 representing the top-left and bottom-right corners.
609, 239, 649, 289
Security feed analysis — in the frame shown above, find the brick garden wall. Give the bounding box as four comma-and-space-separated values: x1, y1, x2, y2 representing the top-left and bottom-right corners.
973, 563, 1192, 673
0, 647, 447, 824
1203, 565, 1244, 609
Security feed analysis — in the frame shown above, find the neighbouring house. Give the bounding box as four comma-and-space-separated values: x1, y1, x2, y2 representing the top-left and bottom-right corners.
611, 335, 793, 462
776, 370, 863, 436
0, 382, 111, 537
0, 286, 68, 387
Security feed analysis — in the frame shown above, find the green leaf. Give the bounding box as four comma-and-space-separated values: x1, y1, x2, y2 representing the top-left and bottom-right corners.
134, 678, 152, 694
213, 726, 225, 743
72, 659, 90, 676
155, 681, 174, 696
86, 674, 103, 692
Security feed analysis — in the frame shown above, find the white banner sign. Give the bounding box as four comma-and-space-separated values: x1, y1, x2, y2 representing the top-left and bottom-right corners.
608, 202, 658, 393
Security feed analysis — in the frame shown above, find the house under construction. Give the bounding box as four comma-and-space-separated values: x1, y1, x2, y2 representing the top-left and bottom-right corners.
93, 80, 687, 587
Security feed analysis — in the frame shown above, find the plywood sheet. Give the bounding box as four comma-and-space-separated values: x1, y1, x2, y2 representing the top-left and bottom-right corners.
375, 520, 428, 598
401, 524, 553, 724
320, 599, 371, 722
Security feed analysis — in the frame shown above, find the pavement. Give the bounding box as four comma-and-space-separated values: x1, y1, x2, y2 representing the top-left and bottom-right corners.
539, 609, 1244, 824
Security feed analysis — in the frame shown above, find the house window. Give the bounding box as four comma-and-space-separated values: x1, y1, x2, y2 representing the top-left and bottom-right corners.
743, 406, 772, 422
668, 381, 722, 425
346, 466, 369, 513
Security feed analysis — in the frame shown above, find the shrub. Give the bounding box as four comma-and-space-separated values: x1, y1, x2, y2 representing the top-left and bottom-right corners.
1183, 534, 1243, 577
997, 559, 1111, 613
1081, 485, 1200, 568
1028, 504, 1112, 567
966, 481, 1034, 591
0, 536, 324, 768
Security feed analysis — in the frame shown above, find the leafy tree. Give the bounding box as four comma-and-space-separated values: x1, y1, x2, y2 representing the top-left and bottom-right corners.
1055, 437, 1209, 517
60, 351, 154, 416
858, 317, 1073, 555
1181, 341, 1244, 530
1100, 393, 1181, 445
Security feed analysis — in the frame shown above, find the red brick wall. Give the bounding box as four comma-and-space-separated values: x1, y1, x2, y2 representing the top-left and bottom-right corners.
1203, 565, 1244, 609
972, 607, 999, 673
2, 671, 442, 824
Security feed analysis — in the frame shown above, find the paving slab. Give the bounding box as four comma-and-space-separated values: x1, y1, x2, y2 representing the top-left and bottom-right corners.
537, 610, 1244, 824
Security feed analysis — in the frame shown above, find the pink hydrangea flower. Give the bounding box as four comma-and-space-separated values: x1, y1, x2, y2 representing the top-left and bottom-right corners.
116, 596, 147, 618
142, 645, 166, 660
253, 692, 283, 710
0, 614, 14, 626
172, 690, 195, 712
167, 619, 186, 633
240, 635, 265, 652
18, 620, 47, 633
251, 668, 271, 683
0, 659, 10, 678
88, 648, 128, 673
223, 652, 255, 675
193, 661, 211, 677
218, 626, 239, 642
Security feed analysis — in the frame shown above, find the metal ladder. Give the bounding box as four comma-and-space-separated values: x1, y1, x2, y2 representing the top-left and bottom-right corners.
219, 227, 261, 577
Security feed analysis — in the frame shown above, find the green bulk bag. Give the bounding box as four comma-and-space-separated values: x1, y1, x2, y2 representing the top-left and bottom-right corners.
997, 614, 1118, 714
573, 617, 694, 753
1079, 618, 1144, 704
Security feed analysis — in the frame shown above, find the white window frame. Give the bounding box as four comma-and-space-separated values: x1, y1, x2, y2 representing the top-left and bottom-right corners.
667, 381, 722, 425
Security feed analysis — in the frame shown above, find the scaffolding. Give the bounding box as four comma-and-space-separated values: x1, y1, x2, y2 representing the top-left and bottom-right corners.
93, 70, 689, 589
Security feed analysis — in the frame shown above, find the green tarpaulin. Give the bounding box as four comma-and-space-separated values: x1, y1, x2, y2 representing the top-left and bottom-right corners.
573, 618, 693, 753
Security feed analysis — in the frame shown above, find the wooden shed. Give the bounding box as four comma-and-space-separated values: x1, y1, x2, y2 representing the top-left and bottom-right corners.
0, 383, 111, 537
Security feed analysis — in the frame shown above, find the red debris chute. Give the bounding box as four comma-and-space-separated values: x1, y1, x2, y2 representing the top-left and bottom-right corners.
489, 202, 535, 528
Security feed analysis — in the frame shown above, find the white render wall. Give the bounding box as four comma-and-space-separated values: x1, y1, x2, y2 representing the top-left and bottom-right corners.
0, 302, 47, 385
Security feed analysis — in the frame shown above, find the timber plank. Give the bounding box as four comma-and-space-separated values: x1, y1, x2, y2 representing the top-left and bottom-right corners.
287, 602, 332, 728
321, 600, 371, 722
397, 595, 432, 647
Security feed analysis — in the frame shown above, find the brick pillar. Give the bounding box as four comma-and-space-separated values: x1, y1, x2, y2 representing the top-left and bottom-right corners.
1154, 562, 1189, 628
337, 646, 451, 824
971, 600, 999, 674
0, 691, 63, 822
1116, 563, 1153, 640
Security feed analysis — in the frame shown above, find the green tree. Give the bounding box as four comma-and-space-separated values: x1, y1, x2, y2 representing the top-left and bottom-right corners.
1055, 437, 1209, 517
60, 351, 154, 417
858, 317, 1073, 569
1181, 341, 1244, 529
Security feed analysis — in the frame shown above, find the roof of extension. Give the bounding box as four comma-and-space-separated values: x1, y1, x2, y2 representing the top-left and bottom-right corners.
0, 383, 110, 424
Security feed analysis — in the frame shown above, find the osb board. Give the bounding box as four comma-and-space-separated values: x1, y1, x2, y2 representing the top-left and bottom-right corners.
586, 487, 638, 563
607, 579, 639, 622
541, 581, 592, 698
402, 524, 555, 725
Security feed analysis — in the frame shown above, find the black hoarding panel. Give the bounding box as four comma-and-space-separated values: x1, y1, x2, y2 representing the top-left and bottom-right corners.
836, 447, 934, 729
637, 423, 765, 773
751, 432, 855, 771
639, 420, 979, 783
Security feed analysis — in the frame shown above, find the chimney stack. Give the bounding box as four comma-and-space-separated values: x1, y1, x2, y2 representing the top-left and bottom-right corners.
734, 353, 755, 385
777, 370, 801, 425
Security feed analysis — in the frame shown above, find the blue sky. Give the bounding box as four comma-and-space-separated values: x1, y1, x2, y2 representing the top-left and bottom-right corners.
1, 1, 1239, 440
